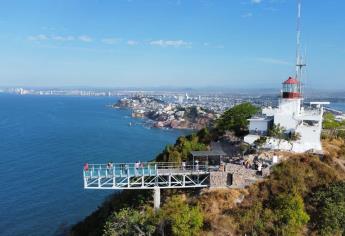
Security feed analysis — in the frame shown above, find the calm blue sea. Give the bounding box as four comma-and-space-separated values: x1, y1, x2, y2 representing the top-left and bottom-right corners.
328, 103, 345, 112
0, 94, 187, 236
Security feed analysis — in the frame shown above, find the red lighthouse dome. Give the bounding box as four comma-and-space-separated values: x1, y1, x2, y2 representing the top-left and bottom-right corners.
282, 77, 301, 99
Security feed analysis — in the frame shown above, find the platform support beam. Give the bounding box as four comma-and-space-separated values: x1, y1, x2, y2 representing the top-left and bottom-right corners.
153, 187, 160, 210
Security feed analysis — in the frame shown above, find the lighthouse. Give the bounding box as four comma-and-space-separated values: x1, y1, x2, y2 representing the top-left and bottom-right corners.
244, 0, 329, 153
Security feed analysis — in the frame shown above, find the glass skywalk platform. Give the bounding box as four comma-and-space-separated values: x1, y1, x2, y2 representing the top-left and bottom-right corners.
83, 162, 210, 189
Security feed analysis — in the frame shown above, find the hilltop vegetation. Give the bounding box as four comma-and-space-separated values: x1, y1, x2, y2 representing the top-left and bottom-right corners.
322, 112, 345, 139
216, 102, 259, 136
70, 104, 345, 236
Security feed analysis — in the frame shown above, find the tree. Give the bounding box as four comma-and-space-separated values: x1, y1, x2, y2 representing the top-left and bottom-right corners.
155, 134, 207, 163
217, 102, 259, 136
309, 182, 345, 236
268, 124, 286, 139
103, 208, 156, 236
268, 124, 287, 148
273, 193, 310, 236
159, 196, 203, 236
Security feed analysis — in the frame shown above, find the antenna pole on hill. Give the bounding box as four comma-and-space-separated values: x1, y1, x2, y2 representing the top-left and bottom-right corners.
296, 0, 306, 96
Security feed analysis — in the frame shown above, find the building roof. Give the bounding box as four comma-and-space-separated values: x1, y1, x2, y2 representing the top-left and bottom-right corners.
283, 77, 300, 84
248, 117, 273, 122
190, 150, 227, 157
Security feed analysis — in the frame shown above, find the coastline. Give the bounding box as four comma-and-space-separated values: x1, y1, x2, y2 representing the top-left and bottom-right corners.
112, 96, 218, 130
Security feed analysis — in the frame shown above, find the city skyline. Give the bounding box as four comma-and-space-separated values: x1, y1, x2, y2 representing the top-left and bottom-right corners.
0, 0, 344, 89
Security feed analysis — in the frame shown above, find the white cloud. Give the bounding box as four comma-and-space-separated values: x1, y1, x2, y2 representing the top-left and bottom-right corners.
51, 35, 74, 41
127, 40, 139, 46
101, 38, 121, 45
27, 34, 49, 41
78, 35, 93, 42
149, 40, 191, 48
256, 57, 290, 65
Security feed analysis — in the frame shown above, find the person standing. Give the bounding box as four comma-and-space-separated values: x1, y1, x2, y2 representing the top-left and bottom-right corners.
182, 161, 186, 171
84, 163, 89, 172
135, 161, 139, 176
257, 162, 263, 176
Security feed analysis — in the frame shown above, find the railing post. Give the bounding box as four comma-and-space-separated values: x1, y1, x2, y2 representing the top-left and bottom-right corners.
127, 166, 130, 187
83, 170, 87, 188
113, 166, 116, 188
183, 175, 185, 187
98, 169, 101, 187
168, 175, 171, 187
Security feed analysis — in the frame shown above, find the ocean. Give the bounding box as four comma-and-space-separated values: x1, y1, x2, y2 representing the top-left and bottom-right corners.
327, 103, 345, 113
0, 94, 188, 236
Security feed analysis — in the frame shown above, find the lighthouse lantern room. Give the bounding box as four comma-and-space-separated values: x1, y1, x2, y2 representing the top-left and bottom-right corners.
282, 77, 301, 99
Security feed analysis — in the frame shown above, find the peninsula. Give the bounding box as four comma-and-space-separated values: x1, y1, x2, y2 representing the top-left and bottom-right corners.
113, 96, 219, 130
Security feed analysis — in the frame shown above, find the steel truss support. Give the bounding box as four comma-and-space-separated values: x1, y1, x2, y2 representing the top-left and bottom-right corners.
84, 172, 209, 189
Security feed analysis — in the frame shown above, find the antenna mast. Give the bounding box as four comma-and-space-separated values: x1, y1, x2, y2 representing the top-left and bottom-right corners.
296, 0, 306, 95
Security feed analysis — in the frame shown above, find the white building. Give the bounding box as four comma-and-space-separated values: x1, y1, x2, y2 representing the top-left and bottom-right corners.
248, 117, 273, 135
245, 77, 329, 153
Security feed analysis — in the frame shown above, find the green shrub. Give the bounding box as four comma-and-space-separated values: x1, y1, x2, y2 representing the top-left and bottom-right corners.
309, 182, 345, 236
159, 195, 203, 236
273, 193, 310, 236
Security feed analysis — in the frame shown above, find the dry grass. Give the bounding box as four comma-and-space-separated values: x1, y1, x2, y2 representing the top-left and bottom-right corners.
322, 138, 345, 159
196, 140, 345, 235
196, 188, 245, 235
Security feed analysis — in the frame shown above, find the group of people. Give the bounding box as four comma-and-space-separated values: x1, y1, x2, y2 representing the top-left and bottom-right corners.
83, 161, 147, 176
180, 160, 200, 171
242, 158, 263, 176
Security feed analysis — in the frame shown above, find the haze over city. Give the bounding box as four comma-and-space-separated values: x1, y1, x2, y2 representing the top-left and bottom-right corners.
0, 0, 344, 89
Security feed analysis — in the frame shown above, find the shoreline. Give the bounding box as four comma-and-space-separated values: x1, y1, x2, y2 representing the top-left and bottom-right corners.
112, 96, 218, 130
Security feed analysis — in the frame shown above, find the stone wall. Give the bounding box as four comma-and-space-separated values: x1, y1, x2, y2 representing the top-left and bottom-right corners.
209, 171, 228, 188
207, 163, 271, 189
225, 163, 270, 188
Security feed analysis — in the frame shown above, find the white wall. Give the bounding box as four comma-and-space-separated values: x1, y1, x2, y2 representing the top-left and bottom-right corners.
249, 120, 270, 133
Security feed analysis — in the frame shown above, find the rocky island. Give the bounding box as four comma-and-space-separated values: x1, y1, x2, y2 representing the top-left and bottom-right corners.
113, 96, 220, 130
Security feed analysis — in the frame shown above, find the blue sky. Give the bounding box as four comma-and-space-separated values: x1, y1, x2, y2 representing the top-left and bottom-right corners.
0, 0, 344, 89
